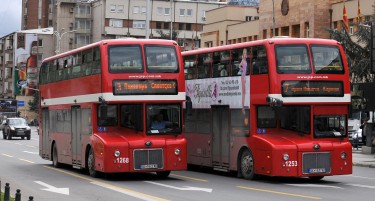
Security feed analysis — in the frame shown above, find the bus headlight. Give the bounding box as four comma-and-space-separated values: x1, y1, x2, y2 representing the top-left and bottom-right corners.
114, 150, 121, 157
174, 148, 181, 156
283, 153, 290, 161
340, 152, 347, 159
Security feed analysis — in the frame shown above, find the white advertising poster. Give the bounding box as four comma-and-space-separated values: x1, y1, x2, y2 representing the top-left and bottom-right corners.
186, 76, 250, 109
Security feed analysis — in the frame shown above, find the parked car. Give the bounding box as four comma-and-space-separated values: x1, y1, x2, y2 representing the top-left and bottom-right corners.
349, 128, 363, 148
3, 118, 31, 140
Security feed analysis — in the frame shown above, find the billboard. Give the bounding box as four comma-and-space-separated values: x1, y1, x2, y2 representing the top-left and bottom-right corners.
14, 33, 38, 96
0, 100, 18, 117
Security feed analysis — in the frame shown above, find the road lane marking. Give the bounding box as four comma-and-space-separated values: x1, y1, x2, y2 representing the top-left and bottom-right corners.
237, 186, 321, 200
35, 181, 69, 195
286, 184, 343, 189
43, 166, 169, 201
344, 175, 375, 180
170, 174, 208, 182
2, 154, 14, 157
19, 158, 35, 164
92, 181, 169, 201
145, 181, 213, 192
27, 145, 37, 148
346, 183, 375, 189
23, 151, 39, 154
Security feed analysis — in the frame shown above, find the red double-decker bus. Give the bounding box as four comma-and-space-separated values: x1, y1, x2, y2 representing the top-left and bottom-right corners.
39, 39, 186, 178
182, 37, 352, 180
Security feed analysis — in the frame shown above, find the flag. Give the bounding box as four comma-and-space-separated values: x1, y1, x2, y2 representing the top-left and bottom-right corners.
342, 2, 349, 32
357, 0, 361, 23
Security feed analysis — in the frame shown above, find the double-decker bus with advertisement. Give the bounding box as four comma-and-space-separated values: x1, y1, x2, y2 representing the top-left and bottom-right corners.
38, 38, 186, 178
182, 37, 352, 180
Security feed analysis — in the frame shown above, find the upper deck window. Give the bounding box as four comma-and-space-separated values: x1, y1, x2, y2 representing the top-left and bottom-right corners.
276, 45, 310, 74
145, 45, 178, 73
184, 55, 196, 80
109, 45, 143, 73
311, 45, 344, 74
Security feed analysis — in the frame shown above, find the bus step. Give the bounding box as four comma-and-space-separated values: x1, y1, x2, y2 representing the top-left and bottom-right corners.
213, 166, 230, 172
72, 163, 81, 169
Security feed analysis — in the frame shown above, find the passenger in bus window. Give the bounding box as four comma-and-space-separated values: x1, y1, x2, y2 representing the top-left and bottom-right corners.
239, 48, 247, 114
219, 65, 228, 77
151, 113, 172, 130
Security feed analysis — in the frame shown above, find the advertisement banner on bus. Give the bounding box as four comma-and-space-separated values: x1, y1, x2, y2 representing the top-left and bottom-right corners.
186, 76, 250, 108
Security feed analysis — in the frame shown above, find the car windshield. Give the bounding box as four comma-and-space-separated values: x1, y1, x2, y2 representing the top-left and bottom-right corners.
9, 119, 27, 126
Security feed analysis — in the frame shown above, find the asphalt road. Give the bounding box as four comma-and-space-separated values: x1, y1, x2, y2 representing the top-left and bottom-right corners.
1, 128, 375, 201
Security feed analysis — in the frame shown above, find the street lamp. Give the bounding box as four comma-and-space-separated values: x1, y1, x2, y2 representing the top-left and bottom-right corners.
53, 29, 77, 54
272, 0, 275, 37
170, 0, 173, 40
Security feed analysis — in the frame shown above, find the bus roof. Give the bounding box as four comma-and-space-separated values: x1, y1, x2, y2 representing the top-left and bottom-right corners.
182, 37, 341, 55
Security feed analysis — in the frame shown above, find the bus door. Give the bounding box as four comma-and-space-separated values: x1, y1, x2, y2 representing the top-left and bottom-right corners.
212, 105, 230, 170
71, 106, 82, 168
41, 108, 50, 159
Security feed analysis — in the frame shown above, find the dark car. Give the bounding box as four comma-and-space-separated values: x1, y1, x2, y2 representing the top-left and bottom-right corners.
3, 118, 31, 140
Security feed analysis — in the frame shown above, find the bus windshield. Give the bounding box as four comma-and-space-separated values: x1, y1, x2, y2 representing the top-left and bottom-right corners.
311, 45, 344, 74
258, 106, 311, 134
276, 45, 311, 74
314, 115, 347, 138
147, 104, 182, 134
145, 45, 179, 73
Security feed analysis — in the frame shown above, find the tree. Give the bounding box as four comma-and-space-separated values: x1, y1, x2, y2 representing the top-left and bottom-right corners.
155, 29, 179, 40
28, 92, 39, 112
326, 5, 374, 83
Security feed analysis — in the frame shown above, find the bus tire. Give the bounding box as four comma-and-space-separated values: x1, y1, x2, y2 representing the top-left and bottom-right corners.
88, 148, 99, 178
52, 144, 61, 168
240, 149, 255, 180
156, 171, 171, 179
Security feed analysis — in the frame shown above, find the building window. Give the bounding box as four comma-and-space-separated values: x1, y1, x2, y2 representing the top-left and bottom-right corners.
164, 8, 170, 15
179, 23, 185, 30
37, 53, 43, 62
76, 35, 91, 45
110, 4, 116, 13
156, 22, 162, 29
78, 4, 91, 14
350, 26, 354, 35
109, 19, 123, 28
38, 39, 43, 47
179, 9, 185, 16
133, 20, 146, 29
77, 19, 91, 29
163, 22, 170, 30
157, 7, 163, 15
133, 6, 140, 14
187, 9, 192, 16
117, 5, 124, 13
186, 23, 192, 31
141, 6, 146, 14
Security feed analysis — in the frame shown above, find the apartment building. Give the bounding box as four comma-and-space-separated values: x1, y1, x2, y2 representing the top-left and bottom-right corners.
201, 0, 374, 48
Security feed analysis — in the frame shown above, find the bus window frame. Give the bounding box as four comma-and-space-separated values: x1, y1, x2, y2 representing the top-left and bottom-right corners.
108, 44, 144, 73
275, 44, 311, 74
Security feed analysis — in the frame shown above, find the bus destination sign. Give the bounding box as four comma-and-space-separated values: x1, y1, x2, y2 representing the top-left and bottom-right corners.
282, 81, 343, 97
113, 79, 178, 95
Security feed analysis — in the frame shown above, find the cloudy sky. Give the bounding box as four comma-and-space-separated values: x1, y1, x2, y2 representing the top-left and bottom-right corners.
0, 0, 21, 37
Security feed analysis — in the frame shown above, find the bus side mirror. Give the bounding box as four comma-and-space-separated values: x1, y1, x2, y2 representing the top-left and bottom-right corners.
186, 96, 193, 116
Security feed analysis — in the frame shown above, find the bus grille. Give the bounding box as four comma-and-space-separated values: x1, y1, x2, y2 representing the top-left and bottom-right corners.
302, 152, 331, 174
133, 149, 164, 170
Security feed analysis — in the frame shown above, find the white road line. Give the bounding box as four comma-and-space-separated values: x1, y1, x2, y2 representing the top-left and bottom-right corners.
91, 182, 169, 201
285, 184, 343, 189
1, 153, 14, 157
23, 151, 39, 154
346, 183, 375, 189
19, 158, 35, 164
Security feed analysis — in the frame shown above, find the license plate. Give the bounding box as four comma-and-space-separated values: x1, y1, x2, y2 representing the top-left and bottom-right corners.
308, 168, 326, 173
17, 132, 25, 135
140, 164, 158, 169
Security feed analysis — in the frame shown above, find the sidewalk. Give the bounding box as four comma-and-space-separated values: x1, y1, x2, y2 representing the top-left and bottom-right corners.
352, 147, 375, 168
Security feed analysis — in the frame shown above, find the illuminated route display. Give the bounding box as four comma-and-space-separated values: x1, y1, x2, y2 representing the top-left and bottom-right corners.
113, 79, 178, 95
282, 81, 343, 97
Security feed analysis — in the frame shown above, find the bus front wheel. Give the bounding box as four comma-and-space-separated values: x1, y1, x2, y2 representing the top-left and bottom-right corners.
52, 144, 61, 168
240, 149, 255, 180
88, 148, 99, 178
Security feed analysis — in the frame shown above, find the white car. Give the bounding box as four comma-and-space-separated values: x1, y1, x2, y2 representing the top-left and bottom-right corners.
349, 128, 363, 147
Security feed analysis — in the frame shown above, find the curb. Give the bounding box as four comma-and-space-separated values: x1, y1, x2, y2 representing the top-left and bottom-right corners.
353, 162, 375, 168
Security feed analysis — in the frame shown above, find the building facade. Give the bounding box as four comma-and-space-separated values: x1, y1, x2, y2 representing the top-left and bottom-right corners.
201, 0, 374, 48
